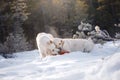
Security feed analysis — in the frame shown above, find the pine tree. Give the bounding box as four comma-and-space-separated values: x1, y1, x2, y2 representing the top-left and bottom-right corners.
4, 0, 31, 53
0, 0, 12, 43
4, 32, 29, 53
87, 0, 120, 37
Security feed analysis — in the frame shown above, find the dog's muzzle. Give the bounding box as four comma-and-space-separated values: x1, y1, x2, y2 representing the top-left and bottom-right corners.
58, 47, 63, 54
58, 47, 62, 50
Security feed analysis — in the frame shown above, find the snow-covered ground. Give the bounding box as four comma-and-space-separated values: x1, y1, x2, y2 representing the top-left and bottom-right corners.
0, 41, 120, 80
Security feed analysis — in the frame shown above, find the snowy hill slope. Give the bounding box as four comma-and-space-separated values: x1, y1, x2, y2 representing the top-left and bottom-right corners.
0, 41, 120, 80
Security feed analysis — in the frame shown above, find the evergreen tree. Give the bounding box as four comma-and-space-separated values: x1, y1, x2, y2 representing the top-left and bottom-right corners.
87, 0, 120, 37
4, 0, 31, 53
4, 32, 29, 53
0, 0, 12, 43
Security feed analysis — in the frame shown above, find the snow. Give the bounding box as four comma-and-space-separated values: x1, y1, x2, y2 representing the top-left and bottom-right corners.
0, 41, 120, 80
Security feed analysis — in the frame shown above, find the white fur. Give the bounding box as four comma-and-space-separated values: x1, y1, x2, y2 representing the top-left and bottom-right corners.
83, 38, 94, 52
54, 38, 94, 52
36, 33, 59, 58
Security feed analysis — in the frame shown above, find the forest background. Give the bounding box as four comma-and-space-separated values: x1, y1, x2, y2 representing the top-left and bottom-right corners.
0, 0, 120, 54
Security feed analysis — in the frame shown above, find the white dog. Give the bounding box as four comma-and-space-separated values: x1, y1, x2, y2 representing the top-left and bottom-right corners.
83, 38, 94, 52
53, 38, 94, 53
36, 33, 59, 58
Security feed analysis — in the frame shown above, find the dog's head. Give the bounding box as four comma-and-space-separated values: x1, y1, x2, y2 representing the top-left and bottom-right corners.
53, 38, 64, 50
47, 40, 60, 55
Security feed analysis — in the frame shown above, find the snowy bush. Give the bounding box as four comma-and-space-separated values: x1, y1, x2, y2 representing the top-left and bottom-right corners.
0, 43, 8, 54
4, 32, 30, 54
73, 31, 87, 39
114, 23, 120, 27
0, 43, 13, 58
73, 24, 113, 44
94, 26, 111, 38
73, 22, 93, 39
78, 22, 92, 31
115, 33, 120, 39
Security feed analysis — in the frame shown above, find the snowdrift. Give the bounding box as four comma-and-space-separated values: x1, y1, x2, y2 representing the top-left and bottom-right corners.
0, 41, 120, 80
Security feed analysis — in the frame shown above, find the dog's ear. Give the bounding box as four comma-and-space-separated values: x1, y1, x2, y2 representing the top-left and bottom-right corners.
50, 40, 53, 44
47, 40, 53, 45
